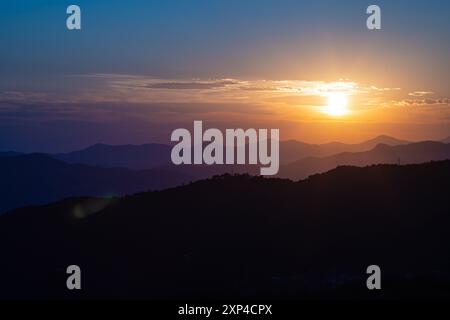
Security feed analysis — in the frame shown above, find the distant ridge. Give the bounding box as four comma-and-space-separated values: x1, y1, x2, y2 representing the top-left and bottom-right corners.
354, 134, 410, 148
54, 143, 172, 170
279, 141, 450, 180
0, 153, 192, 213
280, 134, 410, 164
51, 135, 411, 169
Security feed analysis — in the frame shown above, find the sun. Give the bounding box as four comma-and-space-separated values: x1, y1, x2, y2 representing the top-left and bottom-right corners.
324, 92, 349, 116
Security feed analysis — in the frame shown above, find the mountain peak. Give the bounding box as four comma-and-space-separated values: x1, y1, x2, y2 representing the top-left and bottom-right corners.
365, 134, 409, 144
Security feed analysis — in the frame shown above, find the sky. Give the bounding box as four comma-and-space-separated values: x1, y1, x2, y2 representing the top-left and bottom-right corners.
0, 0, 449, 152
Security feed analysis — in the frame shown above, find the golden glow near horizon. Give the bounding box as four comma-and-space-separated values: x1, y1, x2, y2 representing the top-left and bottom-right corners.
19, 74, 448, 140
324, 92, 349, 116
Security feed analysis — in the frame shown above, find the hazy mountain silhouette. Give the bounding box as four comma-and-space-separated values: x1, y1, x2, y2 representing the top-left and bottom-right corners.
279, 135, 409, 164
1, 160, 450, 299
51, 135, 410, 169
279, 141, 450, 180
442, 136, 450, 143
0, 153, 192, 213
55, 143, 172, 170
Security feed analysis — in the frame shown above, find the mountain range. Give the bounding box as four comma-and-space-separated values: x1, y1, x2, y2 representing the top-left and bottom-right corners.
54, 143, 172, 170
53, 135, 410, 169
1, 135, 450, 213
0, 153, 192, 213
279, 134, 409, 164
278, 141, 450, 180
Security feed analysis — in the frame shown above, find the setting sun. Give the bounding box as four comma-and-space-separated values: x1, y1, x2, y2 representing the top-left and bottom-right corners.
324, 92, 349, 116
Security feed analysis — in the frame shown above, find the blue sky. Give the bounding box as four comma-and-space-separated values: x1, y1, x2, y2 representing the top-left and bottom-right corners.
1, 1, 449, 82
0, 0, 449, 151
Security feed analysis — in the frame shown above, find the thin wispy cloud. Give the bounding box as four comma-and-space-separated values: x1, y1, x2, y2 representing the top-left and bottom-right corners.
78, 74, 404, 106
408, 91, 435, 97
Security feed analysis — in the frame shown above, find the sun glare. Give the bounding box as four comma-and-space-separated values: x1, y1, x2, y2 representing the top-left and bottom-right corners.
324, 92, 349, 116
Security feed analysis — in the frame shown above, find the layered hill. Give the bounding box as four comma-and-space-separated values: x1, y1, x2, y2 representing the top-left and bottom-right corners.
279, 141, 450, 180
0, 153, 192, 213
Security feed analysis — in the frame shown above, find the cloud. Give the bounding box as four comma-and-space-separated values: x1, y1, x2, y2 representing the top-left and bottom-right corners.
391, 97, 450, 107
369, 86, 401, 92
95, 75, 374, 105
408, 91, 434, 97
143, 79, 239, 90
1, 74, 404, 108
